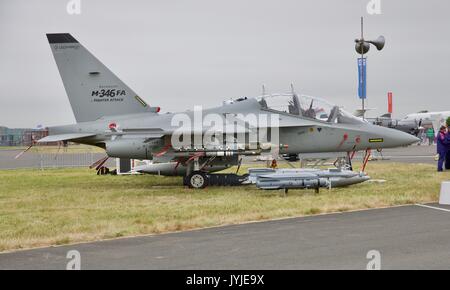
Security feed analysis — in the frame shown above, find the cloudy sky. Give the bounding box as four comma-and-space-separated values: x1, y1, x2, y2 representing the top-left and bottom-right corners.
0, 0, 449, 128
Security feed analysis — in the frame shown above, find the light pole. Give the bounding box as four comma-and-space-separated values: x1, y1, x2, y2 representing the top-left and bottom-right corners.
355, 17, 385, 119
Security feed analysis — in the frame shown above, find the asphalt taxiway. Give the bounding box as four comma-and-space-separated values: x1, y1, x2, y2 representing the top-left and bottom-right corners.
358, 145, 436, 164
1, 203, 449, 270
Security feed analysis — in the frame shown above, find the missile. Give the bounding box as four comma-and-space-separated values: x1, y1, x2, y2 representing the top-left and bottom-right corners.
252, 168, 370, 190
134, 162, 230, 176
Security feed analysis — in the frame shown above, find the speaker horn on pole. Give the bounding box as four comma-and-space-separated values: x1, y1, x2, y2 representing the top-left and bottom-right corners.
368, 35, 385, 51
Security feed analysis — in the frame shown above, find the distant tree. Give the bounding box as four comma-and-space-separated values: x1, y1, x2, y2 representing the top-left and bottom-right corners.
447, 116, 450, 127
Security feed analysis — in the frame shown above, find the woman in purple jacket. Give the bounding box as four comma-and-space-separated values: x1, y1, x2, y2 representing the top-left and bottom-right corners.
446, 127, 450, 170
437, 126, 449, 172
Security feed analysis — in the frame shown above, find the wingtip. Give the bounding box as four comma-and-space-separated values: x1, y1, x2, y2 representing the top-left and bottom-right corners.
46, 33, 78, 44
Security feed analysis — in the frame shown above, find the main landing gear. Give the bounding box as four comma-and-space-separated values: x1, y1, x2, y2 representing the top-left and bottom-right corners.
185, 171, 209, 189
183, 155, 248, 189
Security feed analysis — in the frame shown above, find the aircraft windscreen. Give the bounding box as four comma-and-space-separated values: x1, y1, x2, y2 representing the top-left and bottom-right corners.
257, 94, 365, 125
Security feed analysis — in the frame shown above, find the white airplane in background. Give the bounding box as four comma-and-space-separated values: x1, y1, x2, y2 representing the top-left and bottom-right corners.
396, 110, 450, 135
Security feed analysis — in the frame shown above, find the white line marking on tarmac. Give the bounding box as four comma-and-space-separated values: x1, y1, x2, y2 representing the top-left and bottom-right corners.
415, 204, 450, 213
353, 155, 433, 160
387, 156, 434, 158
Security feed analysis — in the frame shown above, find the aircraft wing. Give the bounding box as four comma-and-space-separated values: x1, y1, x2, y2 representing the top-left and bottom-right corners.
41, 115, 316, 144
105, 116, 315, 139
108, 122, 250, 137
37, 133, 97, 143
102, 111, 318, 141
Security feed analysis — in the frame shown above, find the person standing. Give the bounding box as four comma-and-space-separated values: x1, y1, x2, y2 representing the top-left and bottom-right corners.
426, 127, 435, 145
436, 126, 448, 172
446, 126, 450, 170
270, 159, 278, 169
418, 129, 426, 145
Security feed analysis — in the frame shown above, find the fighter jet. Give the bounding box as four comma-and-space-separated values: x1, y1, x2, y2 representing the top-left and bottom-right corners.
35, 33, 419, 188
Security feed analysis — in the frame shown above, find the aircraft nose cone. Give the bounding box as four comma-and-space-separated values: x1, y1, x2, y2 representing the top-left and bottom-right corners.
394, 130, 420, 146
405, 133, 420, 145
369, 126, 420, 148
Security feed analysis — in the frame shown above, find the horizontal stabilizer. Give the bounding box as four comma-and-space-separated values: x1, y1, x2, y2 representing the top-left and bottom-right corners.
37, 133, 96, 143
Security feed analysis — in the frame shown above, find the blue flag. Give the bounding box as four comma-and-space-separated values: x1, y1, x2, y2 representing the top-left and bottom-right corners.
358, 58, 367, 99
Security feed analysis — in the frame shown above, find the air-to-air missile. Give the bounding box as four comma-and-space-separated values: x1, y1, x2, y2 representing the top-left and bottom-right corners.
249, 168, 370, 192
133, 161, 231, 176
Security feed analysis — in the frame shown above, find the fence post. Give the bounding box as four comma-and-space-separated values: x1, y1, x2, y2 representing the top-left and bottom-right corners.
40, 152, 44, 171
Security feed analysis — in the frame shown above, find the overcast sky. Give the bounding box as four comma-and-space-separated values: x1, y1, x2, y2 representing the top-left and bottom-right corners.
1, 0, 449, 128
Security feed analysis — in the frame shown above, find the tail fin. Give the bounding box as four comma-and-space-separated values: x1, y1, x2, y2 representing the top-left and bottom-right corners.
47, 33, 155, 123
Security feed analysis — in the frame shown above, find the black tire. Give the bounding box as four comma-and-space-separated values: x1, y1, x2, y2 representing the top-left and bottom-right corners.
288, 155, 299, 162
187, 171, 209, 189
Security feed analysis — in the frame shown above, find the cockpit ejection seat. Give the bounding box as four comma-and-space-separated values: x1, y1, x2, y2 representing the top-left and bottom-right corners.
288, 94, 301, 116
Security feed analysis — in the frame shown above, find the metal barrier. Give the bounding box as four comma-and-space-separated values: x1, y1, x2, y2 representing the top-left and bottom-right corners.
38, 152, 96, 169
0, 149, 112, 170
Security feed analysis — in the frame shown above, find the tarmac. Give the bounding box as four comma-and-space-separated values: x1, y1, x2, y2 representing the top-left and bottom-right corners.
358, 145, 436, 164
1, 203, 449, 270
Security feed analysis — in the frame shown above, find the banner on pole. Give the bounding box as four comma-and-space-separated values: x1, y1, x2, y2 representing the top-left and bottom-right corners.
358, 58, 367, 99
388, 92, 393, 114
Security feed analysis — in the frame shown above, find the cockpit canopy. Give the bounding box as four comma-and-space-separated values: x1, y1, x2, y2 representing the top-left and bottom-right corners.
257, 94, 365, 125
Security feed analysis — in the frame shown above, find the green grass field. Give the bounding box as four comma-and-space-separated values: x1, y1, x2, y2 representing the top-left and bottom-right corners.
0, 162, 448, 252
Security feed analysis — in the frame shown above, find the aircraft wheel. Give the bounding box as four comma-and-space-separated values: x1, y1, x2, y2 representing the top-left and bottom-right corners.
288, 154, 299, 162
187, 171, 209, 189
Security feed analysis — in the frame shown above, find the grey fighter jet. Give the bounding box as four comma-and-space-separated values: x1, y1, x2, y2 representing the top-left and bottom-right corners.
36, 33, 419, 188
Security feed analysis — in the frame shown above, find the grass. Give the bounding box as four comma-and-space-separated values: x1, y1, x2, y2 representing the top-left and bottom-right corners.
0, 162, 448, 252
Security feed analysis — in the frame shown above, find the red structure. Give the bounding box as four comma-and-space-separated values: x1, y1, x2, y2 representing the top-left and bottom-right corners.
388, 92, 393, 114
